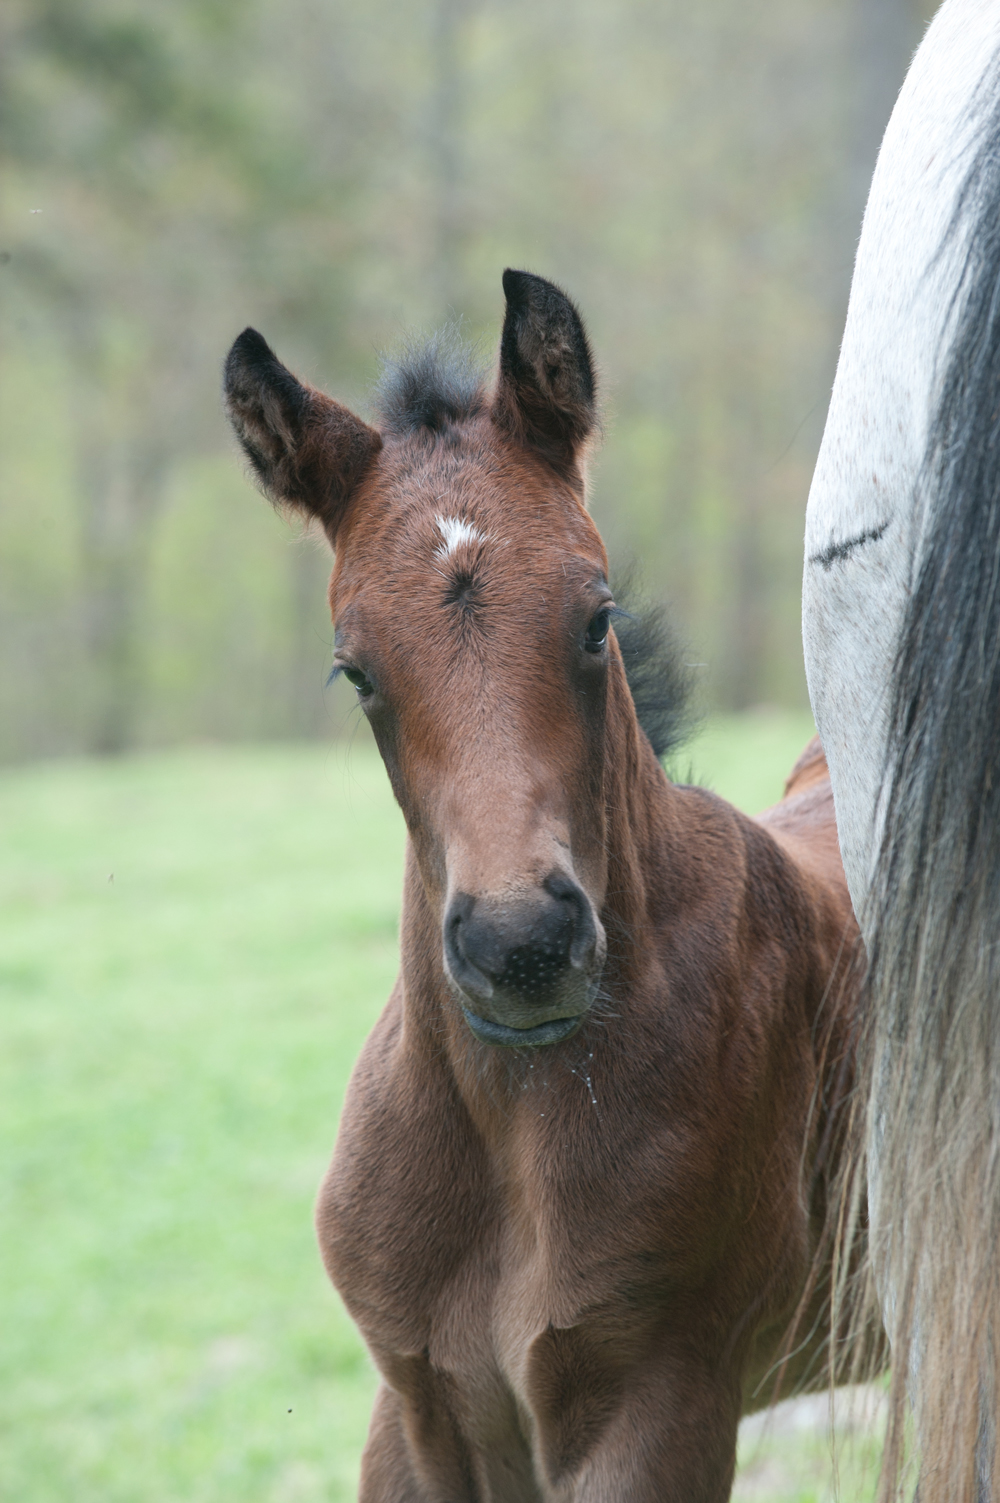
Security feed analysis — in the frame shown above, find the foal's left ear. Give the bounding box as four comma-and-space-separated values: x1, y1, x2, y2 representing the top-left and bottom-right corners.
491, 269, 597, 484
224, 327, 382, 540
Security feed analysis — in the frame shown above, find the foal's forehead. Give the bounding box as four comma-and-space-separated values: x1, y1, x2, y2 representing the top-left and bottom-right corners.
347, 425, 605, 578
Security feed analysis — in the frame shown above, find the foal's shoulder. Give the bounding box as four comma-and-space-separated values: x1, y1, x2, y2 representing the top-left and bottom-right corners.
665, 734, 850, 924
779, 734, 828, 799
754, 735, 847, 904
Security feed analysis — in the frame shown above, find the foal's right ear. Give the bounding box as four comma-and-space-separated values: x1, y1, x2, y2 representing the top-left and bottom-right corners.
491, 269, 597, 484
223, 328, 382, 539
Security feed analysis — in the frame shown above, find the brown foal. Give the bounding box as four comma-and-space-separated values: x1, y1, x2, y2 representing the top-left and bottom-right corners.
224, 270, 863, 1502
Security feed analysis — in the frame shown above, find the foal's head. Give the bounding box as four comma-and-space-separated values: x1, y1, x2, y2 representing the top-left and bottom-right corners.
225, 271, 643, 1049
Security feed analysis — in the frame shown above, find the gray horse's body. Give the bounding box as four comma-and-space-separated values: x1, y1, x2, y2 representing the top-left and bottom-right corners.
804, 4, 1000, 1498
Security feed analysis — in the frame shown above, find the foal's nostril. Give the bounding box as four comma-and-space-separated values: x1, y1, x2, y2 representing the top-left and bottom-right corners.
445, 892, 493, 997
543, 872, 598, 970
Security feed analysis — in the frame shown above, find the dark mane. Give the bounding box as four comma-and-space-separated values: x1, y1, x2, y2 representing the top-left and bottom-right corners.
374, 331, 487, 435
612, 575, 697, 764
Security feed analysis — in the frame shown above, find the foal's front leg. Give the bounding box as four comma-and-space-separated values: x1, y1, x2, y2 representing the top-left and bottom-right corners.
359, 1383, 424, 1502
360, 1343, 743, 1502
532, 1338, 743, 1503
359, 1374, 480, 1503
573, 1387, 740, 1502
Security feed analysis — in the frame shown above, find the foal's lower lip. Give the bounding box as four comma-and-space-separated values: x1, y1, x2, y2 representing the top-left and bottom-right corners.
461, 1008, 583, 1048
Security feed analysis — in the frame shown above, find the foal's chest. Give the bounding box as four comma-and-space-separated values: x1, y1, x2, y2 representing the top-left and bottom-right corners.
319, 979, 816, 1498
374, 1174, 664, 1464
325, 1063, 715, 1407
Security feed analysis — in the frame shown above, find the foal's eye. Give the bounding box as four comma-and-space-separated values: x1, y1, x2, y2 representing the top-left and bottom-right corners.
343, 666, 374, 698
584, 609, 611, 653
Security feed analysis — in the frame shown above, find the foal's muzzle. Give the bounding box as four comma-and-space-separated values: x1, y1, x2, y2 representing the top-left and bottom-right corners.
444, 873, 605, 1046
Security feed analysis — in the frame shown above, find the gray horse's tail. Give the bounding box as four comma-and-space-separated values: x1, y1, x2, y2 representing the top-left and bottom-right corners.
855, 84, 1000, 1503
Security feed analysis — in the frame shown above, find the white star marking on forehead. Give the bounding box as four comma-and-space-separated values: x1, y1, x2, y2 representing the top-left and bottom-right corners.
434, 515, 488, 559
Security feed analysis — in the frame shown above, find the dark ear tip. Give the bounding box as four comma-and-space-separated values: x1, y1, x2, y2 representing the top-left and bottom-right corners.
224, 327, 279, 393
501, 270, 586, 335
502, 268, 549, 306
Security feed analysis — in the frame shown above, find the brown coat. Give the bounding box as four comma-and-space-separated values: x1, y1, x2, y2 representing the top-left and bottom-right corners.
317, 737, 859, 1502
224, 270, 864, 1502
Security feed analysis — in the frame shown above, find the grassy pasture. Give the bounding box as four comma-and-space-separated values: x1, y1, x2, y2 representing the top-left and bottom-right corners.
2, 711, 882, 1501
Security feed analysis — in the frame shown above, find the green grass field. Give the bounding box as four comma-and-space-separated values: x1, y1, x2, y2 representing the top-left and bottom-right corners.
2, 711, 883, 1501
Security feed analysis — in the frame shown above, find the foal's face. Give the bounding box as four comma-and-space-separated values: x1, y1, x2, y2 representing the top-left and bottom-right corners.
224, 269, 609, 1047
331, 422, 610, 1045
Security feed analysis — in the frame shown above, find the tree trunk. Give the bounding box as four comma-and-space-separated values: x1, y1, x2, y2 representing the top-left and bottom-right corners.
428, 0, 470, 321
75, 413, 168, 756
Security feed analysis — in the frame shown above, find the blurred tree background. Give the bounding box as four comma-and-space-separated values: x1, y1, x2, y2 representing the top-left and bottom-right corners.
0, 0, 936, 762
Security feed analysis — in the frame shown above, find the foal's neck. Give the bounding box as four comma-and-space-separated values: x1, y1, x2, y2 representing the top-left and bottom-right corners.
598, 668, 678, 957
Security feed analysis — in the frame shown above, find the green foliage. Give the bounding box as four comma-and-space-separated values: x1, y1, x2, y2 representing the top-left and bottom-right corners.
0, 716, 876, 1503
0, 0, 938, 758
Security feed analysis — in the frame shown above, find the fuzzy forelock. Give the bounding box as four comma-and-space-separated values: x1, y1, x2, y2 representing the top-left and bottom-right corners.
373, 330, 487, 436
